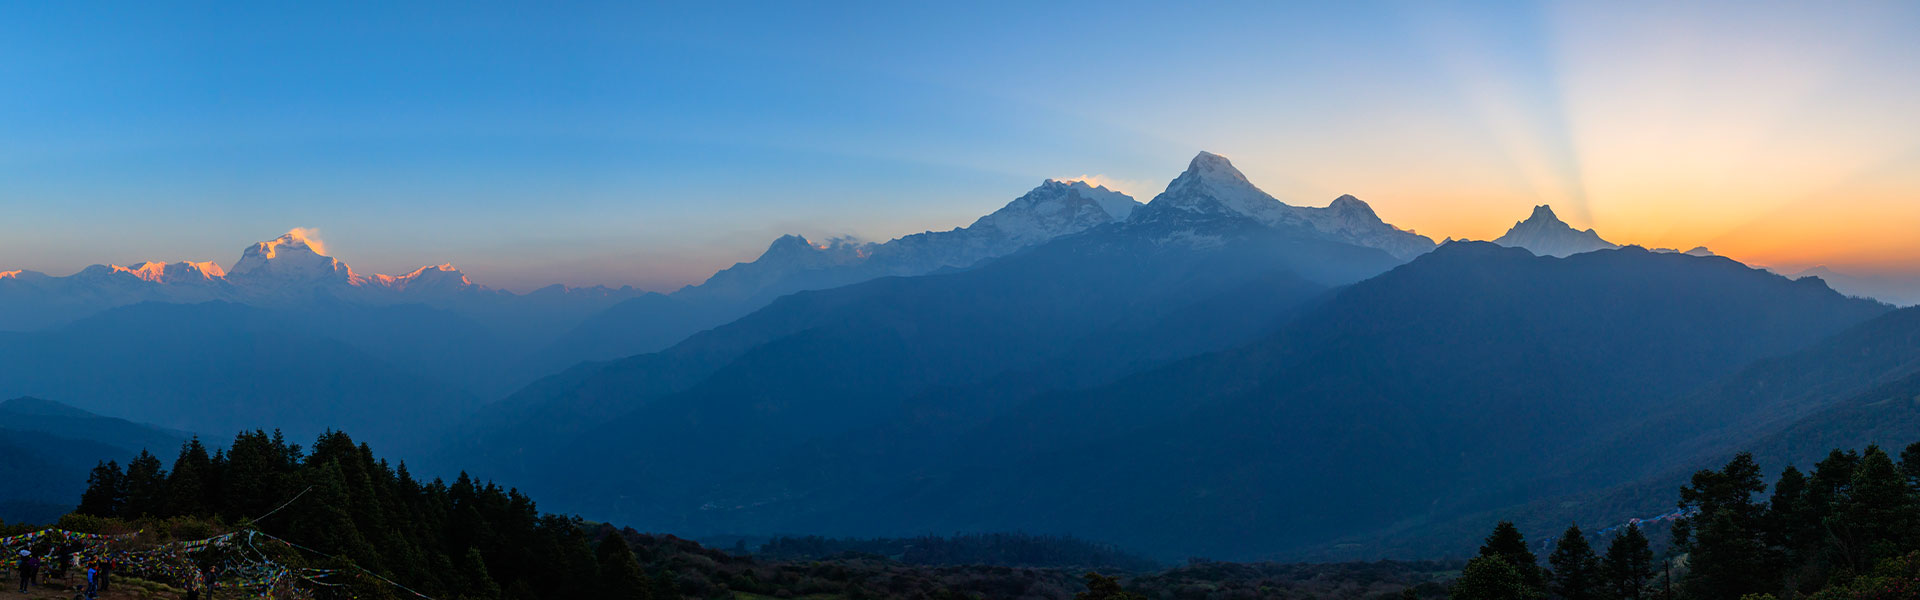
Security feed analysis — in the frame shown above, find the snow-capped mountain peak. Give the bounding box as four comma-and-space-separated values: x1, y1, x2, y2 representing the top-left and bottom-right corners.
1327, 194, 1378, 220
383, 263, 477, 291
1186, 151, 1253, 187
1491, 205, 1619, 258
228, 229, 358, 284
1138, 152, 1436, 258
968, 179, 1141, 246
1047, 179, 1138, 220
222, 230, 485, 295
124, 261, 227, 284
681, 179, 1142, 305
1149, 151, 1290, 225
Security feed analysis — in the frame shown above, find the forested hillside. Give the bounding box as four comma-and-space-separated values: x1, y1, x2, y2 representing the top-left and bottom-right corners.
31, 430, 1445, 600
1449, 442, 1920, 600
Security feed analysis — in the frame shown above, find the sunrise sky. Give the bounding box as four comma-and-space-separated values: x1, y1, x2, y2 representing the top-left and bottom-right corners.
4, 1, 1918, 290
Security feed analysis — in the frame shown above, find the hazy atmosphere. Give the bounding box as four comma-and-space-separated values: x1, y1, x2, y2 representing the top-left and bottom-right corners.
5, 3, 1920, 600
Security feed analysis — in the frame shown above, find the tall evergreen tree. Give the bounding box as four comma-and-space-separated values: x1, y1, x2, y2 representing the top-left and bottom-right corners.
220, 430, 295, 522
1764, 465, 1820, 566
1601, 525, 1654, 600
460, 546, 504, 599
1479, 521, 1546, 593
1829, 445, 1917, 572
1547, 525, 1601, 600
76, 460, 126, 518
1806, 449, 1860, 517
121, 449, 168, 518
1674, 453, 1777, 600
165, 437, 214, 516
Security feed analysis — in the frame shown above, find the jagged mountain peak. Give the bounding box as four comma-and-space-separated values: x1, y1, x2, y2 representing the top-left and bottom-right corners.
229, 228, 355, 282
1492, 204, 1618, 258
1145, 151, 1291, 228
969, 179, 1141, 241
382, 263, 476, 291
1165, 151, 1261, 196
726, 235, 871, 279
253, 228, 328, 259
1040, 179, 1139, 220
1187, 151, 1247, 182
1140, 154, 1435, 259
1327, 194, 1381, 221
1527, 204, 1561, 223
125, 261, 227, 283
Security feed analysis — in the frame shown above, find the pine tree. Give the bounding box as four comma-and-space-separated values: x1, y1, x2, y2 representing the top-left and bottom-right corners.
1453, 555, 1539, 600
1764, 465, 1820, 567
165, 437, 214, 516
1675, 453, 1777, 600
1601, 524, 1654, 600
1478, 521, 1546, 593
596, 533, 653, 600
1830, 445, 1917, 571
1548, 525, 1601, 600
76, 460, 126, 517
459, 546, 504, 599
122, 449, 168, 518
222, 430, 291, 521
1806, 449, 1860, 517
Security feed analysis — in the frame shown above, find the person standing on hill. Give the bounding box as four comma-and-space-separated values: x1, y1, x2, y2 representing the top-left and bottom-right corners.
25, 551, 41, 591
15, 550, 29, 593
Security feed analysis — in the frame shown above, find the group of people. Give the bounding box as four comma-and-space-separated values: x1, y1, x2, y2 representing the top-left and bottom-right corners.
9, 548, 123, 599
8, 544, 226, 600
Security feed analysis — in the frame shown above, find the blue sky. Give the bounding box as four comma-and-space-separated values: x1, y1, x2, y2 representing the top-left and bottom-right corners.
5, 2, 1919, 290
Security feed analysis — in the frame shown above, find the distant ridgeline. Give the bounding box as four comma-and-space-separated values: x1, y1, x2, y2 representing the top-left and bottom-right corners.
28, 429, 1452, 600
0, 396, 186, 525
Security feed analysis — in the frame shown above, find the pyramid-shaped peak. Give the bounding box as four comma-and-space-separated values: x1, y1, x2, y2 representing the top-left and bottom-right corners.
1192, 150, 1232, 166
1493, 205, 1617, 258
1185, 151, 1250, 183
1527, 205, 1562, 223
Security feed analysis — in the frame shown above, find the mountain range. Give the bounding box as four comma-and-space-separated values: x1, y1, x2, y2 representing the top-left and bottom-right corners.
437, 152, 1897, 560
5, 150, 1918, 562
